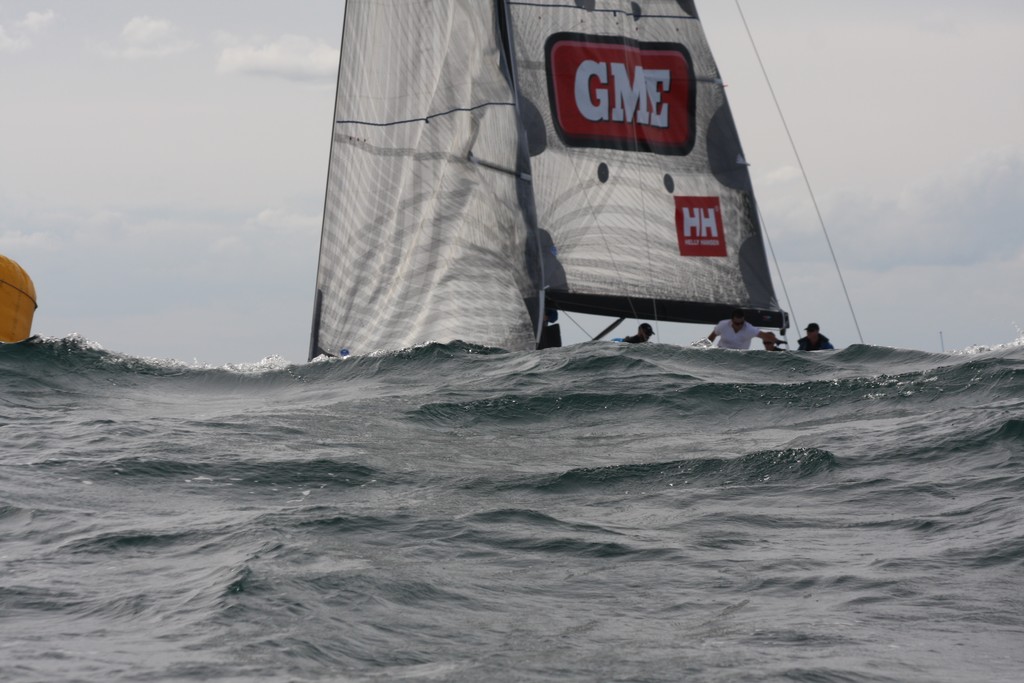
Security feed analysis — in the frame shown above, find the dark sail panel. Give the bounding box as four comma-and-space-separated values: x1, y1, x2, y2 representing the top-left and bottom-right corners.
506, 0, 786, 327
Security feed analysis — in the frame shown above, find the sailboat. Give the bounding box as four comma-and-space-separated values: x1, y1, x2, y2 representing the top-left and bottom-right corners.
309, 0, 787, 360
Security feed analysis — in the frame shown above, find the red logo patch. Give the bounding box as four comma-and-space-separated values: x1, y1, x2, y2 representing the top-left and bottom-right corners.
675, 197, 727, 257
546, 33, 695, 156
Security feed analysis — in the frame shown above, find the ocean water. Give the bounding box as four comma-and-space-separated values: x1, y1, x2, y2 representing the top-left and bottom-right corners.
2, 336, 1023, 682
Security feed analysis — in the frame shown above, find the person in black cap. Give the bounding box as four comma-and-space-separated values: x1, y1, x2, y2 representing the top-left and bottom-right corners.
623, 323, 655, 344
798, 323, 834, 351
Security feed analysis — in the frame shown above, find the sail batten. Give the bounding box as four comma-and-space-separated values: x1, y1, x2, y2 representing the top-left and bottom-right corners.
507, 1, 699, 22
335, 101, 518, 128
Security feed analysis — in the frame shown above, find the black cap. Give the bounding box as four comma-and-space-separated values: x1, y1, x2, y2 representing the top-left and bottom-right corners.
640, 323, 654, 335
805, 323, 820, 332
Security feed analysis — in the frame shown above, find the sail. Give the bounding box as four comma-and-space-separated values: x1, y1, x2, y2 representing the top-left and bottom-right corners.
311, 0, 787, 359
505, 0, 786, 329
310, 0, 540, 359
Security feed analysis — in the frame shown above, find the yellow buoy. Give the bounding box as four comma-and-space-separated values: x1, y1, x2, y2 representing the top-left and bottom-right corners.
0, 254, 37, 342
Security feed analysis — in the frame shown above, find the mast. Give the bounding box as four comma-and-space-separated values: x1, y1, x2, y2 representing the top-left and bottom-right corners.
497, 0, 552, 347
308, 0, 351, 361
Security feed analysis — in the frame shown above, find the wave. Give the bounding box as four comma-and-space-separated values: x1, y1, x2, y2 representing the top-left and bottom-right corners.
5, 333, 1021, 373
5, 335, 1024, 424
468, 448, 840, 494
6, 331, 1024, 683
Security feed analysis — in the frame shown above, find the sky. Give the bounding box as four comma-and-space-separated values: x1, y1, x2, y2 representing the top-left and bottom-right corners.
2, 0, 1023, 364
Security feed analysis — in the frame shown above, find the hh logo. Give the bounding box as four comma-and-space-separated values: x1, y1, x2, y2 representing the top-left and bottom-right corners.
546, 33, 695, 156
676, 197, 728, 257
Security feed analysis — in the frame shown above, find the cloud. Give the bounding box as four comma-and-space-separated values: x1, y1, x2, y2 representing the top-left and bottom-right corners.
765, 149, 1024, 272
18, 9, 55, 32
760, 165, 802, 186
0, 9, 55, 52
0, 229, 58, 251
217, 34, 338, 82
100, 16, 194, 59
827, 150, 1024, 271
0, 25, 29, 52
815, 250, 1024, 352
252, 208, 321, 233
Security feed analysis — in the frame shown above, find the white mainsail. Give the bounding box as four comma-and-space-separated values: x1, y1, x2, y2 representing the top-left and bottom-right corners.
310, 0, 786, 359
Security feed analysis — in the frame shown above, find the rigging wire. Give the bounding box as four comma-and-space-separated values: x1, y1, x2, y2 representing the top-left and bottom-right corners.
616, 8, 661, 341
562, 310, 598, 339
734, 0, 864, 344
557, 160, 643, 339
561, 159, 641, 337
754, 200, 798, 339
633, 71, 660, 341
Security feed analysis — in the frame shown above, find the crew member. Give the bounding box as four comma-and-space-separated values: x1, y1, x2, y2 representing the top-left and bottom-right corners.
708, 309, 779, 350
623, 323, 654, 344
797, 323, 834, 351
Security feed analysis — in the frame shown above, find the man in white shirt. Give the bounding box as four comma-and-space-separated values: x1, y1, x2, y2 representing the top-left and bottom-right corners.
708, 309, 781, 350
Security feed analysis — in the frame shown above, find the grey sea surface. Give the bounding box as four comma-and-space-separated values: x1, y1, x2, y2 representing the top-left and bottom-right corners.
2, 337, 1023, 682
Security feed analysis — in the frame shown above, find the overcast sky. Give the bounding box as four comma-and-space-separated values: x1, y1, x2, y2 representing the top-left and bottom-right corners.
2, 1, 1022, 364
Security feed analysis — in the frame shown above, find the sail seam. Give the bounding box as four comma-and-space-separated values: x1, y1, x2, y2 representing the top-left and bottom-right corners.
468, 152, 527, 179
336, 102, 516, 128
507, 2, 697, 21
625, 69, 657, 335
560, 157, 641, 324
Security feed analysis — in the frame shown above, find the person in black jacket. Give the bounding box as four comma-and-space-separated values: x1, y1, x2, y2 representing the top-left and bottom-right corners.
798, 323, 834, 351
623, 323, 654, 344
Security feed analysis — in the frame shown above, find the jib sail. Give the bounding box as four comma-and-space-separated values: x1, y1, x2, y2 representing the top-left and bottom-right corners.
309, 1, 540, 359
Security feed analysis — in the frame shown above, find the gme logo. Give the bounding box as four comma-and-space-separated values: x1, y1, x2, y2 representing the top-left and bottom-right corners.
675, 197, 728, 257
546, 33, 695, 156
